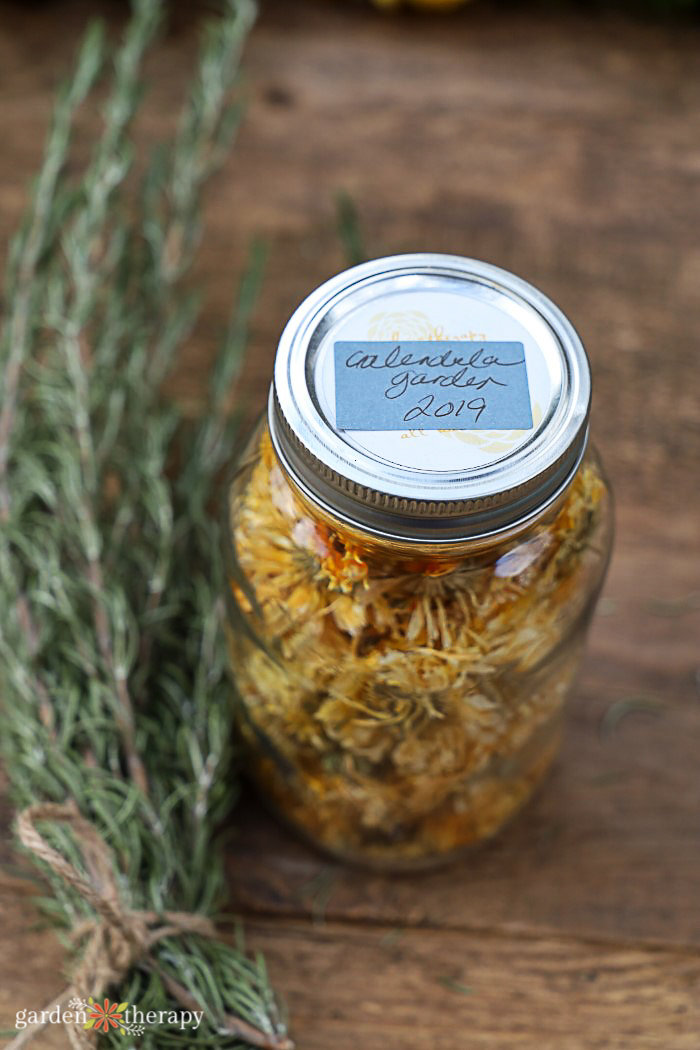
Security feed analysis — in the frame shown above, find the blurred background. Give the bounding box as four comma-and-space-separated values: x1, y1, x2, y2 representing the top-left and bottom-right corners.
1, 0, 699, 531
1, 2, 699, 1047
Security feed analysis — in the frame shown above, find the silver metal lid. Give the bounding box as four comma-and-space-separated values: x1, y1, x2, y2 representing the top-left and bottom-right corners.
269, 254, 590, 544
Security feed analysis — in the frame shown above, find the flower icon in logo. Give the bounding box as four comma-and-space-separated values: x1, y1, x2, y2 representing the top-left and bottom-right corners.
84, 998, 128, 1034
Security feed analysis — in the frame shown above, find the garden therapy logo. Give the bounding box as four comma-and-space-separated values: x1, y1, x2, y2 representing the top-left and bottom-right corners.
73, 997, 205, 1035
76, 997, 142, 1036
14, 997, 204, 1036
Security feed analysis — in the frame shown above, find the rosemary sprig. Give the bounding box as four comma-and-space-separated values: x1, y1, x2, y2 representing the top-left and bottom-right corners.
0, 2, 290, 1047
335, 191, 366, 267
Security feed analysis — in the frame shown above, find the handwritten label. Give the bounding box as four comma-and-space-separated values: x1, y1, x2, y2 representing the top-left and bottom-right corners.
333, 341, 533, 431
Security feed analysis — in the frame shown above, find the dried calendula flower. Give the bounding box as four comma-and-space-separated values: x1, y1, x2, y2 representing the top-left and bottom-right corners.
319, 534, 370, 593
225, 255, 614, 869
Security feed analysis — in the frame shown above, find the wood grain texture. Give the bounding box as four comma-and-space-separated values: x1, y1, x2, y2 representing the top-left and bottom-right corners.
0, 1, 699, 1047
249, 920, 700, 1050
0, 887, 69, 1048
2, 893, 699, 1049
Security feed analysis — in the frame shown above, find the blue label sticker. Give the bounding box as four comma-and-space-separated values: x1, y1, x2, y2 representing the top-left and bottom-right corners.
333, 341, 533, 431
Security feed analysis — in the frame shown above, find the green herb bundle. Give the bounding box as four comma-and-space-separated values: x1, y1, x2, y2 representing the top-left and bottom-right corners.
0, 1, 289, 1047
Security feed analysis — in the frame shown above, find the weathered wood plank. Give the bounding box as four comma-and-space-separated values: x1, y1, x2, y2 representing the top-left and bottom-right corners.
247, 919, 700, 1050
0, 887, 70, 1048
212, 0, 700, 532
2, 893, 699, 1050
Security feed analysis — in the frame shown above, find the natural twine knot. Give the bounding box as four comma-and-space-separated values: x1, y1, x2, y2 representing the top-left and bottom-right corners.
8, 801, 293, 1050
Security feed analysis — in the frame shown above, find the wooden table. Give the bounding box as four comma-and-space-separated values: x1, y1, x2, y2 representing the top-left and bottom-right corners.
1, 1, 699, 1047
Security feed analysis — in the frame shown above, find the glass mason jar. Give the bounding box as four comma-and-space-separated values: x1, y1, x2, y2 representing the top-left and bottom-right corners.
225, 255, 613, 870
